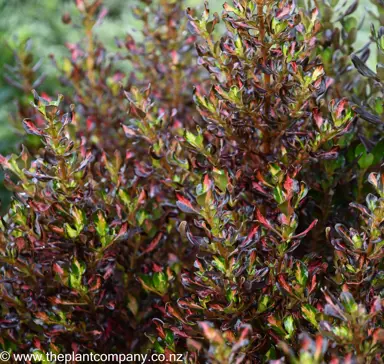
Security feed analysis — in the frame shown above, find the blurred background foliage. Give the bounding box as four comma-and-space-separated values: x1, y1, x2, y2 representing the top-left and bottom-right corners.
0, 0, 376, 210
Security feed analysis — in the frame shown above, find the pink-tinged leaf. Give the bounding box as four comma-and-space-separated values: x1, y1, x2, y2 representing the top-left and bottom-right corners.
53, 263, 64, 276
115, 222, 128, 240
284, 176, 294, 196
103, 265, 114, 280
34, 312, 49, 323
29, 200, 51, 212
134, 162, 153, 178
96, 7, 108, 26
325, 77, 334, 90
22, 119, 44, 136
313, 108, 323, 129
368, 172, 378, 189
311, 7, 319, 20
74, 151, 94, 173
203, 174, 212, 191
15, 237, 25, 251
0, 155, 11, 169
252, 182, 269, 195
138, 189, 146, 204
152, 263, 163, 273
143, 232, 163, 254
171, 50, 179, 65
315, 149, 339, 160
86, 117, 95, 131
277, 274, 293, 295
335, 99, 348, 118
308, 275, 317, 295
75, 0, 85, 11
334, 224, 354, 246
170, 327, 190, 338
277, 4, 292, 19
198, 322, 224, 344
209, 304, 225, 311
291, 219, 318, 239
122, 124, 137, 138
239, 325, 252, 341
61, 111, 73, 126
89, 277, 102, 292
176, 193, 198, 214
256, 210, 272, 229
167, 305, 187, 324
240, 225, 259, 248
153, 319, 166, 339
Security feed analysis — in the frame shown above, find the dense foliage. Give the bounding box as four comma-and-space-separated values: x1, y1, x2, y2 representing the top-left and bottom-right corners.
0, 0, 383, 362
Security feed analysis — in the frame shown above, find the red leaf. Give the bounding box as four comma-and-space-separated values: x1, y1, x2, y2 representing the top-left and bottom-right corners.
284, 176, 294, 195
90, 277, 102, 292
313, 108, 323, 129
335, 99, 348, 118
152, 263, 163, 273
122, 124, 137, 138
240, 225, 259, 248
116, 222, 128, 240
29, 200, 51, 212
75, 0, 85, 11
176, 193, 198, 214
291, 219, 318, 239
256, 210, 272, 229
53, 263, 64, 276
171, 326, 190, 338
0, 155, 11, 169
203, 174, 212, 191
276, 3, 292, 19
22, 119, 44, 136
308, 275, 317, 295
143, 232, 163, 254
252, 182, 269, 195
74, 151, 94, 173
277, 274, 293, 295
198, 322, 224, 344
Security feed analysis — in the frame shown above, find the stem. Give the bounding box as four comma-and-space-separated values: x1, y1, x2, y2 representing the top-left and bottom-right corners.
356, 170, 366, 203
256, 0, 271, 153
85, 16, 96, 87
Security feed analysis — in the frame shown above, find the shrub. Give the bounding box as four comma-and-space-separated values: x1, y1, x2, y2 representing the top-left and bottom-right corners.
0, 0, 383, 362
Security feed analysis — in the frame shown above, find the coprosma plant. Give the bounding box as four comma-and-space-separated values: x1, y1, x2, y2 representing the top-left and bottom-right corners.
0, 0, 383, 363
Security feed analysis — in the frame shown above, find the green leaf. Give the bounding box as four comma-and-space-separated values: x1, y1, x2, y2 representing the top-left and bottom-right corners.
273, 186, 285, 204
31, 350, 50, 364
213, 168, 229, 192
136, 210, 149, 226
257, 295, 272, 313
355, 144, 374, 169
283, 315, 295, 338
94, 210, 108, 237
372, 139, 384, 165
340, 292, 358, 313
212, 256, 226, 273
153, 340, 165, 354
64, 223, 80, 239
264, 346, 277, 361
343, 17, 357, 32
185, 130, 204, 150
301, 304, 318, 328
164, 329, 175, 350
295, 262, 308, 287
69, 259, 86, 291
71, 206, 86, 232
152, 272, 168, 296
118, 189, 131, 207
